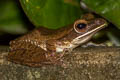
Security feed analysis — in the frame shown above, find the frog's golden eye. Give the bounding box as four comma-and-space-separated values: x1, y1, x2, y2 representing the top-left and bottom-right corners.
76, 23, 87, 29
74, 20, 88, 33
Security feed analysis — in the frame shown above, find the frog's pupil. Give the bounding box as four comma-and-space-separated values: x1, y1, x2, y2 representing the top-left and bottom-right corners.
77, 23, 86, 29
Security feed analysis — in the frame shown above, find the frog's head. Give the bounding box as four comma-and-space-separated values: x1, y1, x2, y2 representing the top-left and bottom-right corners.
56, 18, 107, 53
70, 18, 107, 46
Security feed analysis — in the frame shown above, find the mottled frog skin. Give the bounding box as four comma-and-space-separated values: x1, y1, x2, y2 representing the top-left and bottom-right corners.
7, 14, 107, 67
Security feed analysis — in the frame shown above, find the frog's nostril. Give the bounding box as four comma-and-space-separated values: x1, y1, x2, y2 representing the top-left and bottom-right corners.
95, 20, 101, 25
95, 18, 106, 25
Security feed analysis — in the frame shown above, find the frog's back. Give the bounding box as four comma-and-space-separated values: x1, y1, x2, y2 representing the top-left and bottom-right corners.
10, 25, 73, 50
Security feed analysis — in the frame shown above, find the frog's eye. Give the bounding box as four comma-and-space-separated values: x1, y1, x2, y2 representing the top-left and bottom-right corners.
76, 23, 87, 29
74, 20, 88, 33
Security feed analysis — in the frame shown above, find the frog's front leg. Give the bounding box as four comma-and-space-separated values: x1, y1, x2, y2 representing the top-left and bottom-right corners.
46, 39, 67, 64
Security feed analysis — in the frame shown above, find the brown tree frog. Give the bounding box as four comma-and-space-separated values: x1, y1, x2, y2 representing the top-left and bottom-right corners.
7, 14, 107, 67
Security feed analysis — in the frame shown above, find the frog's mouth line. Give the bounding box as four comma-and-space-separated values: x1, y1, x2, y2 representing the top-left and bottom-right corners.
77, 23, 107, 39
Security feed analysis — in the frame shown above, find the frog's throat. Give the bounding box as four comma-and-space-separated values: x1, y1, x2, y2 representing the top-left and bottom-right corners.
75, 23, 107, 39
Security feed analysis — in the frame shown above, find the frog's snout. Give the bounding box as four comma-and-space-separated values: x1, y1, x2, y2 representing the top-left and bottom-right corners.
95, 18, 107, 26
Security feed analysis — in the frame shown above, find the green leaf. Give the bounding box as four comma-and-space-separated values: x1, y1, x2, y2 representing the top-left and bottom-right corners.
82, 0, 120, 29
0, 0, 28, 34
20, 0, 82, 29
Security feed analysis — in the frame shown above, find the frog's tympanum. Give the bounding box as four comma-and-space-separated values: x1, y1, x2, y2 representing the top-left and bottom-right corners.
7, 14, 107, 67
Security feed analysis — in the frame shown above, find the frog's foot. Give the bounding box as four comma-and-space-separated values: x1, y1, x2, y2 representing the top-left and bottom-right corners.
45, 52, 65, 66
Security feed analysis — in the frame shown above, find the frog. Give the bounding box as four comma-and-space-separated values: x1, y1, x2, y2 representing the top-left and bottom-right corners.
7, 13, 107, 67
